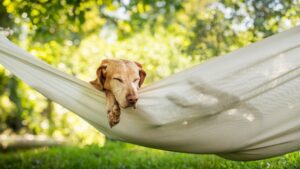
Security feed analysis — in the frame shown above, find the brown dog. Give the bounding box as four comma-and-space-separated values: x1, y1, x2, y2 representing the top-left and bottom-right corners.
90, 59, 146, 127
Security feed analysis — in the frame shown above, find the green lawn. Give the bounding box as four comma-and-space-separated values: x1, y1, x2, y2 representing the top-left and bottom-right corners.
0, 141, 300, 169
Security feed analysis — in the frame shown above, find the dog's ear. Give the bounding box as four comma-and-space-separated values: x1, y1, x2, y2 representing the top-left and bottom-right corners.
135, 61, 146, 87
90, 59, 109, 90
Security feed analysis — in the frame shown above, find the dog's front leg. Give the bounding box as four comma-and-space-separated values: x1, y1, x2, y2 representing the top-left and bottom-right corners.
105, 91, 121, 128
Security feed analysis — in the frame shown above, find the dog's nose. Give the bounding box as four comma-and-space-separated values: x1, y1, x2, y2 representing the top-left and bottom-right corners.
126, 94, 138, 104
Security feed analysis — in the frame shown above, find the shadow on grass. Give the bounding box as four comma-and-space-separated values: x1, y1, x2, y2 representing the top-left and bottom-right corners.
0, 140, 300, 169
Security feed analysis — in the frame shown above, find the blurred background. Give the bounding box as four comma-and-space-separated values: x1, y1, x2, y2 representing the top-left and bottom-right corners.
0, 0, 300, 167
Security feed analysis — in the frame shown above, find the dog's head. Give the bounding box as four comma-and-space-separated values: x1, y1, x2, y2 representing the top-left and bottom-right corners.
90, 59, 146, 108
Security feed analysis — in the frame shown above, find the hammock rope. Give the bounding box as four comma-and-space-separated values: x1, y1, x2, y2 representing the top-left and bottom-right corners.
1, 26, 300, 161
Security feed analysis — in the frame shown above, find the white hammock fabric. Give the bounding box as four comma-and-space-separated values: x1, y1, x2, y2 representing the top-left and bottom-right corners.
0, 26, 300, 161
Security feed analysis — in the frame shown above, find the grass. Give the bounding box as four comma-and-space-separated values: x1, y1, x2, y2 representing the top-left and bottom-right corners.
0, 141, 300, 169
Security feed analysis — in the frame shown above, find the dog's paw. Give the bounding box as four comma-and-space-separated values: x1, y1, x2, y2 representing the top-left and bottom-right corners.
107, 105, 121, 128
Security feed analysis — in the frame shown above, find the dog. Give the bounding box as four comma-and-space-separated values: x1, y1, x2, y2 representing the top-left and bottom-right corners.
90, 59, 146, 128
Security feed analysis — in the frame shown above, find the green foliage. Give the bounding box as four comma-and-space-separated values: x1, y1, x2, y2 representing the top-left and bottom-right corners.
2, 0, 184, 42
1, 141, 300, 169
183, 0, 300, 59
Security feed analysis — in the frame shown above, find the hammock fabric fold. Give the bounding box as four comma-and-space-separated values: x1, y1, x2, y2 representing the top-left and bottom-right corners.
1, 26, 300, 161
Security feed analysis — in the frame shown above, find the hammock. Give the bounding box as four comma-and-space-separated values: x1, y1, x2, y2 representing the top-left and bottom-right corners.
0, 26, 300, 161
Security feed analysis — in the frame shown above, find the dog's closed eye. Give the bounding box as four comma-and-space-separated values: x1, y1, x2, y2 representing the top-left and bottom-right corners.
133, 78, 139, 83
113, 77, 124, 83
